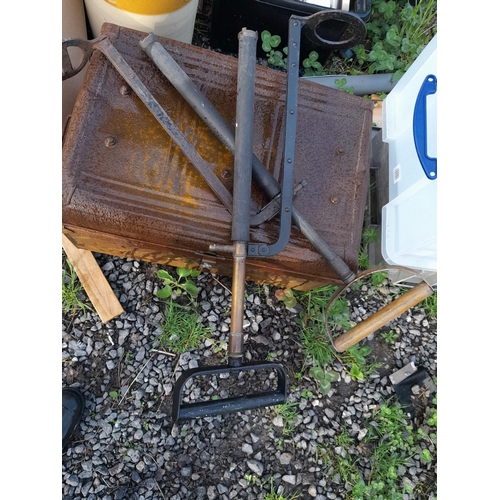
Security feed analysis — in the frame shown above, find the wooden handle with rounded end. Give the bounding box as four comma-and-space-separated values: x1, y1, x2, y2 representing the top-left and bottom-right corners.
333, 280, 434, 352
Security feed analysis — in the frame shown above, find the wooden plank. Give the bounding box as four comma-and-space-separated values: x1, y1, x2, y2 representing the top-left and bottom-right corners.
62, 233, 124, 323
62, 224, 335, 291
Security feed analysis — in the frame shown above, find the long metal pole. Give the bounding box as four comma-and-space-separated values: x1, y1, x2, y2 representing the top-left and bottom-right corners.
227, 29, 258, 368
139, 34, 356, 284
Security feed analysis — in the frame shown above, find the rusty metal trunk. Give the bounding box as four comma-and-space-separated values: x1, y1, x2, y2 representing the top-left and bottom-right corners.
62, 23, 373, 291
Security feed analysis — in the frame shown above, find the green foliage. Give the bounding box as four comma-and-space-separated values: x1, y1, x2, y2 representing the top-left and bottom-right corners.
347, 0, 437, 82
294, 285, 349, 367
422, 291, 437, 319
260, 30, 325, 75
317, 437, 361, 487
300, 324, 335, 367
339, 345, 381, 381
302, 50, 324, 76
261, 30, 288, 70
109, 390, 119, 400
295, 284, 350, 328
158, 301, 211, 354
290, 284, 352, 394
371, 271, 387, 287
273, 402, 299, 435
420, 448, 432, 463
381, 329, 398, 345
156, 268, 200, 300
274, 288, 297, 308
358, 228, 388, 285
334, 77, 354, 94
62, 258, 92, 316
244, 473, 261, 486
262, 477, 300, 500
320, 396, 437, 499
358, 227, 379, 271
300, 389, 313, 399
310, 365, 339, 395
358, 249, 370, 271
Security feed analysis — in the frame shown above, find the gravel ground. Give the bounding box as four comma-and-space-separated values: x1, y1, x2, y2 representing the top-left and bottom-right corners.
62, 3, 437, 498
62, 253, 437, 500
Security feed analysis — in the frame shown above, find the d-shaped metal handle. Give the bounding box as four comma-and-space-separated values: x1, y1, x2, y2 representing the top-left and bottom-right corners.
299, 9, 367, 49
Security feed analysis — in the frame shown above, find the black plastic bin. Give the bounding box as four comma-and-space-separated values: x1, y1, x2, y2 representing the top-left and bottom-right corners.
210, 0, 371, 62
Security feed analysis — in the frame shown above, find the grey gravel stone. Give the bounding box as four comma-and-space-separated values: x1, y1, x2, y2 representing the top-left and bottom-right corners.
279, 452, 293, 465
242, 443, 253, 455
62, 254, 437, 500
246, 460, 264, 476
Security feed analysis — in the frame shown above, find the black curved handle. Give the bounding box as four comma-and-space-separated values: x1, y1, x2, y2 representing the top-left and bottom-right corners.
172, 361, 288, 422
297, 10, 366, 50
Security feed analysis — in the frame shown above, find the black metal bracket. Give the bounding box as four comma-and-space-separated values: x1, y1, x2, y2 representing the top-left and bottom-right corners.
172, 361, 288, 422
247, 15, 303, 258
247, 9, 366, 258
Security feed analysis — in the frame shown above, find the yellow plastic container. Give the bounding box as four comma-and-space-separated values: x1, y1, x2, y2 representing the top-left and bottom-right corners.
83, 0, 198, 43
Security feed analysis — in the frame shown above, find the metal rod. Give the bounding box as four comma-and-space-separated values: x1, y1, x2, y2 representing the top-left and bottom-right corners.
139, 33, 356, 284
96, 37, 234, 213
228, 242, 246, 364
227, 30, 257, 367
232, 29, 256, 243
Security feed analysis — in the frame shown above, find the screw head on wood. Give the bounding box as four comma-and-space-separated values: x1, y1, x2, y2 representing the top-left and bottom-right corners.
120, 84, 131, 95
105, 136, 117, 148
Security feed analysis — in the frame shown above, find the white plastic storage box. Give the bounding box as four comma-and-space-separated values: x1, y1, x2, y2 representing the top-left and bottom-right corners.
381, 35, 437, 273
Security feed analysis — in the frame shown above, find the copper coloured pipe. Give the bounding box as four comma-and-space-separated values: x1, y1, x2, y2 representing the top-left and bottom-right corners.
227, 29, 258, 367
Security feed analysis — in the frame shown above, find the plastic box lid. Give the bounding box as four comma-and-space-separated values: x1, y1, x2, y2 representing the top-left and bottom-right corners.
381, 35, 437, 273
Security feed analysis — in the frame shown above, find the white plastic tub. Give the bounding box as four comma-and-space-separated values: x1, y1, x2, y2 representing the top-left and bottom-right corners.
381, 35, 437, 273
84, 0, 198, 43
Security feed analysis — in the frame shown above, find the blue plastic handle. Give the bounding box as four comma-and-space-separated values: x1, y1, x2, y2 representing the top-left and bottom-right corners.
413, 74, 437, 180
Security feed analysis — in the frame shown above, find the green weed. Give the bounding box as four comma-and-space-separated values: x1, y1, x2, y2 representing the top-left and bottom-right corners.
301, 324, 335, 367
300, 389, 313, 399
244, 473, 261, 485
158, 301, 211, 354
273, 402, 299, 436
334, 77, 354, 94
263, 477, 300, 500
309, 365, 339, 395
358, 228, 378, 272
381, 329, 398, 345
322, 397, 437, 499
317, 438, 361, 486
327, 0, 437, 82
337, 345, 382, 381
422, 291, 437, 319
62, 259, 91, 316
156, 267, 200, 301
295, 285, 351, 332
260, 30, 325, 76
274, 288, 297, 308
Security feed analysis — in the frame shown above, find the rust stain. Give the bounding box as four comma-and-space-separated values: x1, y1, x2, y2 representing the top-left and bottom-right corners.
62, 24, 372, 287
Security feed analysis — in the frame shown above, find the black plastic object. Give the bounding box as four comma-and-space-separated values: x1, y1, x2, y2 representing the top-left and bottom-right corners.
172, 362, 288, 422
392, 367, 432, 422
62, 387, 85, 448
210, 0, 371, 62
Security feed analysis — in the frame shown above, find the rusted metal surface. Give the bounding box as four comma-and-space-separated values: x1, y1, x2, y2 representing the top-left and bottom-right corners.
62, 23, 373, 289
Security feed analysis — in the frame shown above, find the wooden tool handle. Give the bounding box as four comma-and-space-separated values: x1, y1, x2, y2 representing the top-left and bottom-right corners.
333, 280, 434, 352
